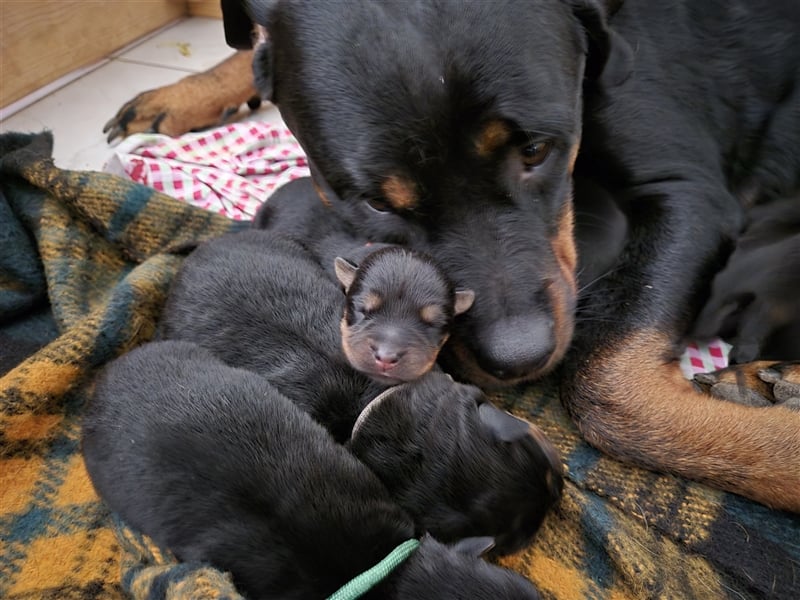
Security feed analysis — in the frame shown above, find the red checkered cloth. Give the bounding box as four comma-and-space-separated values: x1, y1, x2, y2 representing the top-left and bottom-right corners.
106, 122, 310, 221
106, 121, 730, 376
680, 339, 731, 378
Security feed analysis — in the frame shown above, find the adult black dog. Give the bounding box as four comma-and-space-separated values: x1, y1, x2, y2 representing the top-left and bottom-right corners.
106, 1, 800, 511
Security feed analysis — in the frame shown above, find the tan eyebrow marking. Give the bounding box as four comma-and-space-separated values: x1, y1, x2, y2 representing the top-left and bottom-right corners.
362, 292, 383, 313
475, 119, 511, 157
381, 175, 418, 211
420, 304, 444, 324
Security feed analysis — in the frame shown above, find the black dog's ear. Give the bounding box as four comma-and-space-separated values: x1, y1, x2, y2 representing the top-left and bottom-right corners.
451, 536, 496, 557
570, 0, 633, 87
335, 257, 359, 291
242, 1, 282, 101
478, 403, 531, 443
221, 0, 256, 49
251, 40, 274, 102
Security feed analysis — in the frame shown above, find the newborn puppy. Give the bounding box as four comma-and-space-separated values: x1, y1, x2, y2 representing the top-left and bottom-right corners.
255, 179, 475, 379
160, 229, 471, 438
336, 248, 474, 383
693, 197, 800, 362
252, 176, 387, 276
160, 231, 561, 552
82, 341, 541, 600
349, 371, 564, 556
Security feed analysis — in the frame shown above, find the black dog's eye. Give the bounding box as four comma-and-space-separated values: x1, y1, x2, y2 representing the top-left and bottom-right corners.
365, 197, 394, 214
520, 140, 552, 169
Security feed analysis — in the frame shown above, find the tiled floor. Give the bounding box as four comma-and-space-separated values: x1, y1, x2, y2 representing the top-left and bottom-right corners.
0, 17, 283, 171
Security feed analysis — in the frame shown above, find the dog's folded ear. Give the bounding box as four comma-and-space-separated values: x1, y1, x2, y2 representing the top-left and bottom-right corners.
242, 1, 282, 101
478, 403, 531, 443
450, 536, 496, 558
569, 0, 633, 87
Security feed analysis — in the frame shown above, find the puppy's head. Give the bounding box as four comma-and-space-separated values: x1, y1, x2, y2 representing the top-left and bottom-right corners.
246, 0, 630, 387
349, 371, 564, 556
384, 535, 541, 599
335, 247, 474, 383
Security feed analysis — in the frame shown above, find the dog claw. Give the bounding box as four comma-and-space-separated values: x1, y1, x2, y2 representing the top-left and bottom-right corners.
695, 360, 800, 408
707, 382, 772, 407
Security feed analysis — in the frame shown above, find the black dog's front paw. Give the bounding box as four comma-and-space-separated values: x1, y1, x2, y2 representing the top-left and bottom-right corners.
694, 360, 800, 410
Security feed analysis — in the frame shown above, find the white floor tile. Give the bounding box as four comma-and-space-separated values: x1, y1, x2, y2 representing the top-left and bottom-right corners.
114, 17, 235, 73
1, 18, 284, 172
2, 61, 193, 171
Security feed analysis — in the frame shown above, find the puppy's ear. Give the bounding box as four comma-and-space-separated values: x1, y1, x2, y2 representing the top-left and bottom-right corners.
451, 536, 496, 558
453, 289, 475, 316
335, 257, 359, 291
570, 0, 633, 87
478, 402, 531, 443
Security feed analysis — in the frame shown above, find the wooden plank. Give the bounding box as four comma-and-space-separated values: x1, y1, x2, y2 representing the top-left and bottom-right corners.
187, 1, 222, 19
1, 1, 188, 108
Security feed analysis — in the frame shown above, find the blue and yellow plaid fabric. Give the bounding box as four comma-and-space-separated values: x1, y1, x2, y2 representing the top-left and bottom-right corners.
1, 131, 798, 600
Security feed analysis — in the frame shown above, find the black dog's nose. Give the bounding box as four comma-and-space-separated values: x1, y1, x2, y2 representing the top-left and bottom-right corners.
477, 316, 554, 380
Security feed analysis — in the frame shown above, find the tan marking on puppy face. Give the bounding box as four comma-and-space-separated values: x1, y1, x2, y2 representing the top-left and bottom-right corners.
420, 304, 443, 325
475, 120, 511, 157
361, 292, 383, 313
381, 175, 418, 211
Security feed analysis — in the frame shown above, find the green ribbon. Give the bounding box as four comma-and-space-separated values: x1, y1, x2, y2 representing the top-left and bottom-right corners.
327, 539, 421, 600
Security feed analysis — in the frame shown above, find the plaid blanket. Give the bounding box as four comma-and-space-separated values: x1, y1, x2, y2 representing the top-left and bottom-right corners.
1, 131, 798, 600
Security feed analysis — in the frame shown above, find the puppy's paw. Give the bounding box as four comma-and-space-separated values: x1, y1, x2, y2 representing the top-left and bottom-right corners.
694, 360, 800, 409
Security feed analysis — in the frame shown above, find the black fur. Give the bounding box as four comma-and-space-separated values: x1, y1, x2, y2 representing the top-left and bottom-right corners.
235, 0, 800, 507
159, 229, 562, 552
242, 0, 800, 379
692, 197, 800, 363
81, 341, 541, 600
350, 371, 563, 555
255, 180, 477, 382
160, 230, 372, 442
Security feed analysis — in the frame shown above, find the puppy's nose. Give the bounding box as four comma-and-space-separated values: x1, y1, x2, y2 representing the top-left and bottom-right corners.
478, 316, 554, 380
371, 344, 405, 370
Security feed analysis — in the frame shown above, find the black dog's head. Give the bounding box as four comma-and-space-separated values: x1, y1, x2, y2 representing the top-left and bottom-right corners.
242, 0, 630, 387
335, 247, 474, 383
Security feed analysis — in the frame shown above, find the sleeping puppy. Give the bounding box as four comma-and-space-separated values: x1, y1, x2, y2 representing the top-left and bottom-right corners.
255, 179, 477, 379
160, 229, 472, 439
81, 340, 542, 600
160, 229, 563, 553
252, 176, 394, 277
693, 197, 800, 364
349, 371, 563, 556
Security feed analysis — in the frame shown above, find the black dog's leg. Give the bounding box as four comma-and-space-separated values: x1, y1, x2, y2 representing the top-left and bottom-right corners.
563, 173, 800, 512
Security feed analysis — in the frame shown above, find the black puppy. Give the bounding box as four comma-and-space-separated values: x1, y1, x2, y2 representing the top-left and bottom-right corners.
82, 340, 541, 600
350, 371, 563, 555
160, 229, 562, 553
253, 176, 394, 277
693, 197, 800, 364
160, 229, 472, 437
